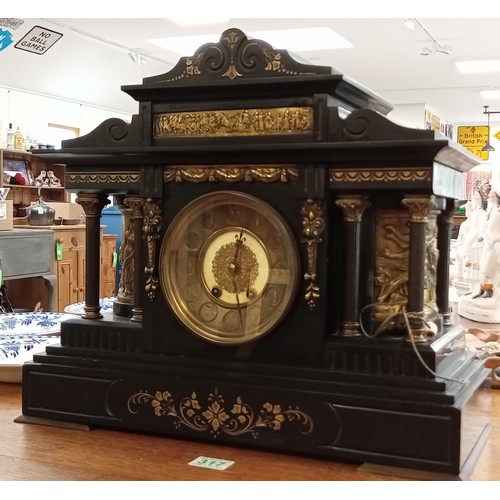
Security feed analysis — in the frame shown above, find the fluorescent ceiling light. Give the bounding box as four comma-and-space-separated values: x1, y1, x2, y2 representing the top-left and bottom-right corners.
455, 59, 500, 74
481, 90, 500, 100
148, 27, 353, 56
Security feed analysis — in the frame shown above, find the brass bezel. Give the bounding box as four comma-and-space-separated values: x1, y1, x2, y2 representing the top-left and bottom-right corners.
159, 191, 300, 345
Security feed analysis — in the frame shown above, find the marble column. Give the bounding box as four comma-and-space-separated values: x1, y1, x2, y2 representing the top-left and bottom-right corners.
335, 195, 370, 337
76, 193, 110, 320
436, 199, 458, 326
401, 195, 435, 342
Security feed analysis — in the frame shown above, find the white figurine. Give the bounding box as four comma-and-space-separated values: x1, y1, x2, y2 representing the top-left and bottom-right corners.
453, 179, 489, 294
453, 201, 473, 283
459, 178, 500, 323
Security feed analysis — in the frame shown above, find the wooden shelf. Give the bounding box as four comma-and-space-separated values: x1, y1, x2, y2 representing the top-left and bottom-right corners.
0, 148, 68, 206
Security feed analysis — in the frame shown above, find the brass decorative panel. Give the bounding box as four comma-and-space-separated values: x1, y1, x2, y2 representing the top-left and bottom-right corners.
67, 172, 140, 184
154, 107, 313, 138
163, 165, 299, 183
330, 168, 431, 184
374, 209, 410, 320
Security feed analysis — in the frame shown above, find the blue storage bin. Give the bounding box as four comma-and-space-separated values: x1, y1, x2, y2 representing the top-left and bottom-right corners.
101, 204, 123, 292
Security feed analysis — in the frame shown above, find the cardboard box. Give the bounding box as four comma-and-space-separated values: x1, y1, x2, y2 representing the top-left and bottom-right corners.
45, 202, 83, 221
0, 200, 13, 230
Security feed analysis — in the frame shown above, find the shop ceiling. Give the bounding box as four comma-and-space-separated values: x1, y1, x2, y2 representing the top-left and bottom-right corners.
2, 18, 500, 125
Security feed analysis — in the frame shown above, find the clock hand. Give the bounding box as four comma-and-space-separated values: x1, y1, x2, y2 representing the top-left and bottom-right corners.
232, 228, 246, 327
233, 227, 244, 263
233, 278, 244, 327
229, 227, 245, 286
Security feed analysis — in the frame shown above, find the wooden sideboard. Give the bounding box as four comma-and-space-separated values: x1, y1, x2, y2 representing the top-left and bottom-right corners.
52, 225, 117, 310
101, 233, 117, 299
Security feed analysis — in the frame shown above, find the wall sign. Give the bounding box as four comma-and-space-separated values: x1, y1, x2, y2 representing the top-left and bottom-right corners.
0, 18, 24, 30
14, 25, 63, 55
457, 125, 489, 160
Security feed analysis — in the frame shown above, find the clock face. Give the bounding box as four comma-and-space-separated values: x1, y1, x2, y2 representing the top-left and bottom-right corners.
159, 191, 300, 345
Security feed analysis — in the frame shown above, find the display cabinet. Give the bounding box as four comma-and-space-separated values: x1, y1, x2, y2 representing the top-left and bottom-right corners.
52, 226, 116, 311
53, 225, 87, 311
100, 233, 117, 298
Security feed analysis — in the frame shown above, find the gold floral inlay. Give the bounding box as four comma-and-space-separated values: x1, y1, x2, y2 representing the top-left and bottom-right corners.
154, 107, 313, 137
127, 388, 313, 438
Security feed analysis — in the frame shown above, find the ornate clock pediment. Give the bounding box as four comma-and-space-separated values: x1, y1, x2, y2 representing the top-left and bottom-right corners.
141, 28, 331, 84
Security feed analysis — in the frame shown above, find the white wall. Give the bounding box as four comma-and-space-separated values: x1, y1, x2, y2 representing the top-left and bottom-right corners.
0, 86, 132, 149
386, 103, 427, 129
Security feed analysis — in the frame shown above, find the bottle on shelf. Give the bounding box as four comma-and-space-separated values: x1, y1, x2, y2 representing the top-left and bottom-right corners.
6, 123, 15, 150
14, 127, 25, 151
25, 133, 34, 152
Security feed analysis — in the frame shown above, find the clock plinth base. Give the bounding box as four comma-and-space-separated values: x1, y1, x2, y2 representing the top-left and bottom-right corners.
22, 323, 490, 476
325, 323, 466, 379
113, 299, 133, 318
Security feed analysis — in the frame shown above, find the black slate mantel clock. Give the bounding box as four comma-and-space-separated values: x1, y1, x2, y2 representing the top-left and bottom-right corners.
22, 28, 491, 476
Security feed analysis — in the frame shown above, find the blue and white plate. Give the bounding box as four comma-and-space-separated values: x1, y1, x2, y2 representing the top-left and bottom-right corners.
64, 297, 116, 315
0, 312, 74, 336
0, 311, 74, 383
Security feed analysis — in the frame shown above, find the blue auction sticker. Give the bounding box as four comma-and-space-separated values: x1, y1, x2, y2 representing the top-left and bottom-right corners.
0, 28, 13, 52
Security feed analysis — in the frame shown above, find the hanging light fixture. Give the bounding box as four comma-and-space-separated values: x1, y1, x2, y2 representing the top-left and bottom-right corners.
408, 18, 453, 56
128, 51, 147, 66
403, 18, 415, 30
482, 105, 499, 152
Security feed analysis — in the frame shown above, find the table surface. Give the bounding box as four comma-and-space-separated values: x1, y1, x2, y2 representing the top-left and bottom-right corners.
1, 294, 499, 484
0, 375, 499, 483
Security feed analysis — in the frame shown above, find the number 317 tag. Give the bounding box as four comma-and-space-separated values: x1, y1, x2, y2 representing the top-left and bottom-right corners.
188, 455, 234, 471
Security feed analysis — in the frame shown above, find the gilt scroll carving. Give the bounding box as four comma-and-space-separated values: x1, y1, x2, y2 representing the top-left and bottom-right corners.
301, 199, 325, 311
145, 28, 329, 85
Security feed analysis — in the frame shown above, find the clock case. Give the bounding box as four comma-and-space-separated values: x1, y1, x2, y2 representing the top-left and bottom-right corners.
22, 29, 490, 477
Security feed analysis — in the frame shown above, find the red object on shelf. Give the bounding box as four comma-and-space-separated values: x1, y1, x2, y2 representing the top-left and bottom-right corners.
13, 173, 26, 185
